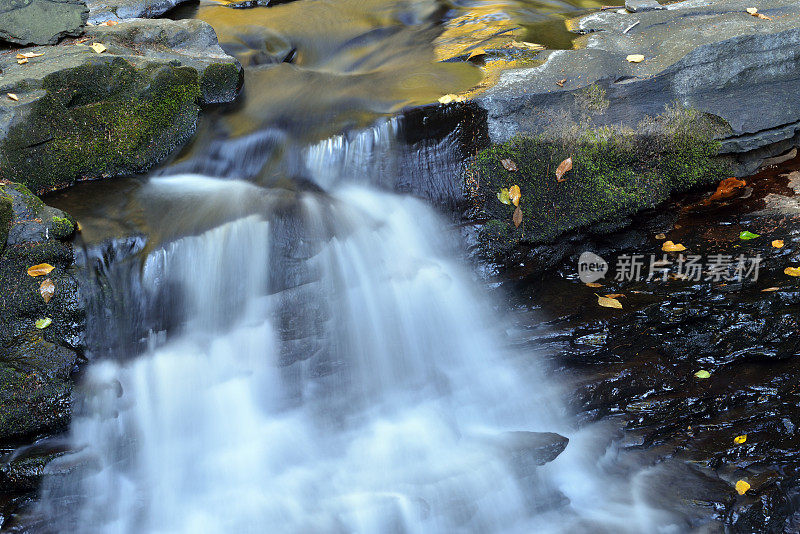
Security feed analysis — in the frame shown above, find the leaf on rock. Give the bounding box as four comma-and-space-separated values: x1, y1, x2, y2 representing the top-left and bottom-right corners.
739, 230, 760, 240
734, 434, 747, 444
497, 188, 511, 205
556, 78, 567, 87
694, 370, 711, 379
7, 93, 18, 101
35, 317, 52, 329
508, 185, 521, 206
555, 157, 572, 182
585, 282, 603, 288
604, 293, 625, 299
17, 58, 28, 65
772, 239, 784, 248
626, 54, 645, 63
512, 206, 523, 228
40, 279, 55, 303
757, 13, 771, 20
784, 267, 800, 277
16, 52, 43, 59
27, 263, 55, 277
655, 233, 666, 240
100, 20, 119, 26
662, 241, 686, 252
501, 159, 518, 172
597, 295, 622, 309
90, 43, 107, 54
736, 480, 750, 495
761, 287, 780, 292
746, 7, 758, 14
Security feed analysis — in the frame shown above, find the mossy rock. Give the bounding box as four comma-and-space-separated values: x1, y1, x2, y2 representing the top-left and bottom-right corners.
0, 194, 11, 252
473, 106, 730, 259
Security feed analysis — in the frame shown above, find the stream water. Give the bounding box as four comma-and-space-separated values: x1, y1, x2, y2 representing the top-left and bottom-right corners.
23, 0, 715, 532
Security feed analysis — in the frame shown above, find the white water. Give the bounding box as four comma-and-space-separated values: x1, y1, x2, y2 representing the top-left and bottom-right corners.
36, 173, 690, 533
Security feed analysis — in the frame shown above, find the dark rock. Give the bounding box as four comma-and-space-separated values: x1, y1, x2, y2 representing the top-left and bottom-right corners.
496, 431, 569, 472
0, 0, 88, 46
0, 436, 72, 492
85, 0, 192, 24
0, 19, 242, 195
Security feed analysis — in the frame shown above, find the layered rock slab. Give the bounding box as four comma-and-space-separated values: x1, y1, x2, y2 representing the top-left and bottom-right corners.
0, 0, 88, 46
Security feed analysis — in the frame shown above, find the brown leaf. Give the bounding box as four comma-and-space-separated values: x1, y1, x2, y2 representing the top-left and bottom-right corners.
501, 159, 518, 172
27, 263, 55, 277
655, 233, 666, 240
585, 282, 603, 288
512, 206, 523, 228
39, 279, 55, 303
706, 177, 746, 203
757, 13, 771, 20
556, 157, 572, 182
508, 185, 521, 206
604, 293, 625, 299
556, 78, 567, 87
761, 287, 780, 292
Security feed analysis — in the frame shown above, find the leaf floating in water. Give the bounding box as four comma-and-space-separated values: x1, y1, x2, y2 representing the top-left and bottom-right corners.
597, 294, 622, 309
734, 434, 747, 444
7, 93, 18, 101
784, 267, 800, 277
662, 241, 686, 252
762, 287, 780, 292
90, 43, 107, 54
27, 263, 55, 277
739, 231, 760, 240
512, 206, 523, 228
707, 177, 746, 202
497, 188, 511, 205
694, 370, 711, 379
556, 157, 572, 182
437, 94, 464, 104
39, 279, 55, 303
772, 239, 784, 248
508, 185, 521, 206
585, 282, 603, 288
736, 480, 751, 495
35, 317, 52, 329
626, 54, 645, 63
501, 159, 518, 172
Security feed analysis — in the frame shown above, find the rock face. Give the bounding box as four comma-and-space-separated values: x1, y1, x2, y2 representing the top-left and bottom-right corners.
85, 0, 192, 24
0, 182, 83, 445
0, 0, 88, 46
0, 18, 242, 195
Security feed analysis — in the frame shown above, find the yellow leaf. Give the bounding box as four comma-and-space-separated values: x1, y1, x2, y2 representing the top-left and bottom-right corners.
501, 159, 518, 172
694, 370, 711, 379
772, 240, 784, 248
556, 157, 572, 182
509, 41, 544, 51
27, 263, 55, 277
467, 48, 486, 60
736, 480, 750, 495
90, 43, 107, 54
734, 434, 747, 445
512, 206, 523, 228
626, 54, 645, 63
16, 52, 43, 59
662, 241, 686, 252
655, 233, 666, 240
7, 93, 19, 101
585, 282, 603, 288
746, 7, 758, 14
761, 287, 780, 292
497, 188, 511, 205
39, 279, 55, 303
597, 295, 622, 309
508, 185, 521, 206
784, 267, 800, 277
76, 221, 83, 232
17, 58, 28, 65
35, 317, 52, 329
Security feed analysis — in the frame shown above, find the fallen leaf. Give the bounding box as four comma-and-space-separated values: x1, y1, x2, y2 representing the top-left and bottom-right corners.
757, 13, 771, 20
694, 370, 711, 379
509, 41, 544, 51
585, 282, 603, 288
746, 7, 758, 14
736, 480, 751, 495
497, 188, 511, 205
39, 279, 55, 303
512, 206, 523, 228
707, 177, 746, 202
784, 267, 800, 277
626, 54, 645, 63
508, 185, 521, 206
76, 37, 89, 44
556, 78, 567, 87
17, 58, 28, 65
597, 295, 622, 309
501, 159, 518, 172
739, 230, 760, 240
761, 287, 780, 292
772, 240, 784, 248
655, 233, 666, 240
76, 221, 83, 232
101, 20, 119, 25
35, 317, 52, 329
662, 241, 686, 252
27, 263, 55, 277
16, 52, 44, 59
734, 434, 747, 445
467, 48, 486, 60
90, 43, 107, 54
7, 93, 18, 101
604, 293, 625, 299
555, 157, 572, 182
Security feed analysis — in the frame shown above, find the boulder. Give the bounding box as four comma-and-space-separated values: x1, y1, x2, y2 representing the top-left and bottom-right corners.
0, 182, 83, 445
0, 0, 88, 46
624, 0, 663, 12
85, 0, 192, 24
0, 18, 242, 195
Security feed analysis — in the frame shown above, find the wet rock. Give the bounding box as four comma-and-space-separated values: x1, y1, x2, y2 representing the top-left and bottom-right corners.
0, 0, 88, 46
86, 0, 192, 24
0, 18, 242, 195
497, 431, 569, 471
0, 437, 72, 492
624, 0, 663, 12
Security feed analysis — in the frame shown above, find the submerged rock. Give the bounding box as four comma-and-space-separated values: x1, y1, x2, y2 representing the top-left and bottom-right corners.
0, 0, 88, 46
0, 18, 242, 195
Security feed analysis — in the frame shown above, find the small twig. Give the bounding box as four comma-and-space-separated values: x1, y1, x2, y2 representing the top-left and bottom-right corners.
600, 5, 623, 10
623, 21, 641, 34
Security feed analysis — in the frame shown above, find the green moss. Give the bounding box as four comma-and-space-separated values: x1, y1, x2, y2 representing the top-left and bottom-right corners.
0, 195, 11, 251
474, 106, 729, 257
50, 216, 74, 239
575, 83, 609, 115
200, 62, 240, 104
0, 58, 202, 194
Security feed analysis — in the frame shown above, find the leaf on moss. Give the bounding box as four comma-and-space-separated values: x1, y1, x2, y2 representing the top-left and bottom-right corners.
501, 159, 518, 172
17, 58, 28, 65
512, 206, 522, 228
497, 188, 511, 205
508, 185, 521, 206
39, 279, 55, 303
694, 370, 711, 379
555, 157, 572, 182
28, 263, 55, 277
16, 52, 44, 59
739, 231, 760, 240
35, 317, 52, 329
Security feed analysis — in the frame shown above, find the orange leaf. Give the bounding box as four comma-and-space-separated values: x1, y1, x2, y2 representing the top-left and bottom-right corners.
556, 157, 572, 182
604, 293, 625, 299
662, 241, 686, 252
706, 177, 746, 203
772, 240, 784, 248
39, 279, 55, 303
27, 263, 55, 277
508, 185, 521, 206
512, 206, 522, 228
585, 282, 603, 288
501, 159, 518, 172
